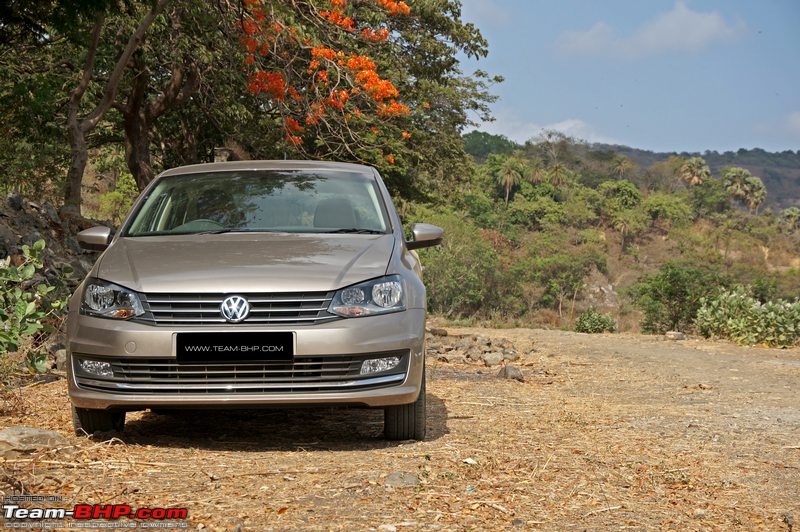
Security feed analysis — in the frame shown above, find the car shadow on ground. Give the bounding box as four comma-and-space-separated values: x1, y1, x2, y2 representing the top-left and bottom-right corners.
117, 393, 449, 452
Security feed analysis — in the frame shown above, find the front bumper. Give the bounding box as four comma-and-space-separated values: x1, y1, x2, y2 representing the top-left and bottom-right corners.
67, 309, 425, 411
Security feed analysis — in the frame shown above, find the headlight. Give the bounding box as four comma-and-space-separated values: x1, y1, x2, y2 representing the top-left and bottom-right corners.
81, 279, 144, 319
329, 275, 405, 317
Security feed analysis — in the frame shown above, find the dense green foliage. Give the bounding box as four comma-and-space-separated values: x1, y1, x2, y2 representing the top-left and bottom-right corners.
629, 263, 726, 334
1, 2, 799, 338
406, 131, 800, 331
0, 0, 499, 209
574, 308, 616, 334
0, 240, 71, 375
696, 287, 800, 347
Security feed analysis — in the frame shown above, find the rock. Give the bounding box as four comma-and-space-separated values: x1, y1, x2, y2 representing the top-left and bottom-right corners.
464, 346, 483, 362
454, 338, 473, 351
482, 352, 504, 367
0, 223, 17, 257
512, 519, 526, 527
502, 349, 519, 361
384, 471, 420, 488
48, 342, 66, 354
498, 365, 524, 382
43, 204, 62, 226
0, 427, 69, 458
665, 331, 686, 340
692, 508, 706, 519
7, 193, 23, 210
53, 349, 67, 371
428, 327, 448, 337
436, 353, 466, 364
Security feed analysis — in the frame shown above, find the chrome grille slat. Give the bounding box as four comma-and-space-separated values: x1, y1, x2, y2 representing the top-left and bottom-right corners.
136, 291, 338, 326
75, 352, 409, 395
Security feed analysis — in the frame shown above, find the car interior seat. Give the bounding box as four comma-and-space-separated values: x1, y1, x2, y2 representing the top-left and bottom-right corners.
313, 198, 357, 229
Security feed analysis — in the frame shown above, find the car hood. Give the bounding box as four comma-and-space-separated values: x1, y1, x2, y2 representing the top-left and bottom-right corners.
95, 233, 394, 293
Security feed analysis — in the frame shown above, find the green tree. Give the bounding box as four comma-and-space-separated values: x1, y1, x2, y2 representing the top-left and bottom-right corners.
598, 179, 642, 215
630, 262, 726, 333
743, 175, 767, 214
495, 155, 529, 204
643, 192, 692, 229
462, 131, 518, 160
780, 207, 800, 233
611, 155, 637, 179
722, 166, 751, 202
62, 0, 169, 213
679, 156, 710, 187
412, 210, 501, 317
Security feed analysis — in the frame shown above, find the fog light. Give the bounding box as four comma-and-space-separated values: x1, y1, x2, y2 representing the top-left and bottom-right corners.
360, 356, 400, 375
79, 359, 113, 378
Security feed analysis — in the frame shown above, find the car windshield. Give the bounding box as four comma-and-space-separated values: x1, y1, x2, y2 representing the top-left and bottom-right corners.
124, 170, 390, 236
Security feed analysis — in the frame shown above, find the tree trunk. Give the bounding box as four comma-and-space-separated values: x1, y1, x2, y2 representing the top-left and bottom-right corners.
63, 112, 89, 214
123, 114, 155, 192
61, 0, 170, 214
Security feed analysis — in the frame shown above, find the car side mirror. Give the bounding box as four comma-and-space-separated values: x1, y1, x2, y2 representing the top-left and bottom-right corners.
406, 223, 443, 250
77, 226, 113, 251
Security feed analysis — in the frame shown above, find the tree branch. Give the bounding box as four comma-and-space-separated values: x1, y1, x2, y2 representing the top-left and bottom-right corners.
81, 0, 171, 132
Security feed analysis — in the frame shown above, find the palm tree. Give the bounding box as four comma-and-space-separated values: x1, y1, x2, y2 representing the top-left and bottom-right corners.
495, 156, 528, 204
743, 176, 767, 214
780, 207, 800, 233
546, 162, 572, 187
679, 157, 710, 187
611, 156, 635, 179
722, 167, 751, 201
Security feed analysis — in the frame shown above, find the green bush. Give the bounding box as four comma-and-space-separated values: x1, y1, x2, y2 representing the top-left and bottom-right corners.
574, 308, 616, 333
695, 287, 800, 347
630, 262, 725, 334
0, 240, 71, 374
412, 210, 502, 317
97, 172, 138, 225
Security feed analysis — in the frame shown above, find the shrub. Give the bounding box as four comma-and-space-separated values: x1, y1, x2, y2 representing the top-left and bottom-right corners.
629, 262, 725, 334
695, 287, 800, 347
413, 211, 502, 317
97, 172, 138, 225
574, 308, 616, 333
0, 240, 71, 375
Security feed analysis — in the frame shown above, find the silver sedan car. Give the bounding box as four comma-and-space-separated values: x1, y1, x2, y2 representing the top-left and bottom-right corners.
66, 161, 442, 440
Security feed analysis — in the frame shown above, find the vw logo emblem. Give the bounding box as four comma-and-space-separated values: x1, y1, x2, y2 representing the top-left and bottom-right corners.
220, 295, 250, 323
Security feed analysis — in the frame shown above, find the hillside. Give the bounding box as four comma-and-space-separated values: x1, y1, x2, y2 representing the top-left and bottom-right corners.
462, 132, 800, 209
592, 144, 800, 209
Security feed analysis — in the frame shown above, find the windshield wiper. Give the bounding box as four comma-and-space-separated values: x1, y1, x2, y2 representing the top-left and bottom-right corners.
323, 228, 386, 234
192, 228, 237, 235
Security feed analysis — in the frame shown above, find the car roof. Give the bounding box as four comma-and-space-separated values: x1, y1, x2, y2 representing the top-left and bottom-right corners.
159, 160, 376, 178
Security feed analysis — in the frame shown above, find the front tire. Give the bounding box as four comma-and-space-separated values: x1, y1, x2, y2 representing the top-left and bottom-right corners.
72, 406, 125, 435
384, 370, 426, 441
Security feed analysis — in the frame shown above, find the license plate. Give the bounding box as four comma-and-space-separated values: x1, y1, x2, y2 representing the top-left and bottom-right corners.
176, 332, 294, 363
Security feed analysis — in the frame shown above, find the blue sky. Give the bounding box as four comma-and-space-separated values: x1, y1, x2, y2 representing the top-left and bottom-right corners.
458, 0, 800, 153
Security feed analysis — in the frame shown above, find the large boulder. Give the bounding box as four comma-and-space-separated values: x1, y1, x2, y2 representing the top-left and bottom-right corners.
0, 426, 70, 458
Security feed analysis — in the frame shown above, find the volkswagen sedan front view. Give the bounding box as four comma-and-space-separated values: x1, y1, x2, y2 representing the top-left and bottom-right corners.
66, 160, 443, 440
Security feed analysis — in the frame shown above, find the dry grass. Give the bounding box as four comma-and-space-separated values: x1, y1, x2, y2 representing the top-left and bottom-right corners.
1, 328, 798, 530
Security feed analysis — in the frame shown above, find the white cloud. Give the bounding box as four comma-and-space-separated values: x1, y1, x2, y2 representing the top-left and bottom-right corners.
557, 1, 745, 58
786, 112, 800, 136
459, 0, 511, 28
475, 113, 621, 145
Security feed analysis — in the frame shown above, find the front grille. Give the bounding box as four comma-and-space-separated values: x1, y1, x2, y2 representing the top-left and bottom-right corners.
74, 351, 409, 394
135, 291, 338, 326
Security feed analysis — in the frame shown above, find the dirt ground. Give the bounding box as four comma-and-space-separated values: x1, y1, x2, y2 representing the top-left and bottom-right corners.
1, 328, 799, 530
